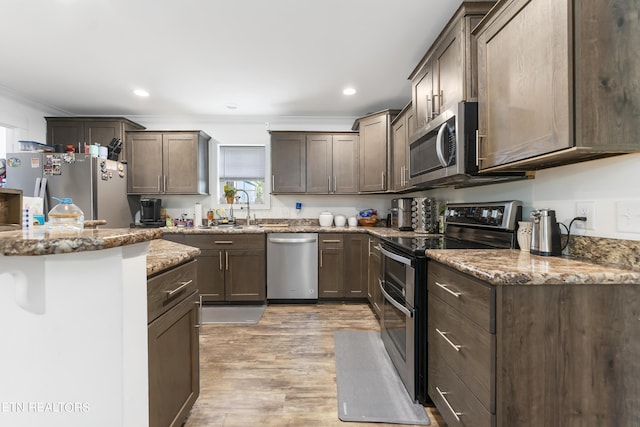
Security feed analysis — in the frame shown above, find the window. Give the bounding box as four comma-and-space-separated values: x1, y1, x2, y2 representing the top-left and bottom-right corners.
218, 145, 268, 208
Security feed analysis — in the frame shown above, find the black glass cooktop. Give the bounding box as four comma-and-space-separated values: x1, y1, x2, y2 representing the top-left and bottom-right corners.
381, 235, 495, 256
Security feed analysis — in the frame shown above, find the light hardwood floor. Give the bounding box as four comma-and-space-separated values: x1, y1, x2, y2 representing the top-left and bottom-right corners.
184, 303, 445, 427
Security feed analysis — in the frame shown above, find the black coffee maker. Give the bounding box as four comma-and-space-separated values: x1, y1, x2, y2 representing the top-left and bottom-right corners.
140, 198, 164, 227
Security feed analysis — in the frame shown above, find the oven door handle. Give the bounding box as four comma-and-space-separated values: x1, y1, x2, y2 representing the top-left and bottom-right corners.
379, 245, 413, 266
379, 279, 413, 318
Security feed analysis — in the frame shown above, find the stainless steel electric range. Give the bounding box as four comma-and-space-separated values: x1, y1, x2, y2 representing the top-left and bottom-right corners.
379, 200, 523, 404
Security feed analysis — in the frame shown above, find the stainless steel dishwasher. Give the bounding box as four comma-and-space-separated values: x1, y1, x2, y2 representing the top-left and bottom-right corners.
267, 233, 318, 301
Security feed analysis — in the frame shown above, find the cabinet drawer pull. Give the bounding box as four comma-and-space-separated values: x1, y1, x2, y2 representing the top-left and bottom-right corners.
165, 280, 192, 299
322, 239, 341, 243
436, 328, 461, 352
435, 386, 462, 422
435, 281, 461, 298
214, 241, 234, 245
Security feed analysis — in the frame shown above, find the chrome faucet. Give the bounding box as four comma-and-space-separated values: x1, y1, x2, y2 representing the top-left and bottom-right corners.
235, 189, 251, 225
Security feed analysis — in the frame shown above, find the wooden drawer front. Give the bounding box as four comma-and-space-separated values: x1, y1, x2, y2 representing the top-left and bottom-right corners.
429, 294, 495, 412
185, 234, 265, 250
319, 233, 343, 248
429, 360, 494, 427
148, 259, 198, 322
428, 261, 494, 332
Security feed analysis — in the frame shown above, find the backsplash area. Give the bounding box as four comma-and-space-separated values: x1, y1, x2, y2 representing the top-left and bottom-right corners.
567, 236, 640, 272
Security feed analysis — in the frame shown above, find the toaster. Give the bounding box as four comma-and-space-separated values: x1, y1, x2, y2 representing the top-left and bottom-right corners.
391, 198, 413, 231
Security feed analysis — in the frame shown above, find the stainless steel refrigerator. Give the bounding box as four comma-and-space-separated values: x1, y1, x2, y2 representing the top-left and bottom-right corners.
5, 152, 132, 227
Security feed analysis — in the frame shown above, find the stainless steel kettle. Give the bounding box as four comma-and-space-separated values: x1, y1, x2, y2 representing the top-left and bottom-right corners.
530, 209, 562, 256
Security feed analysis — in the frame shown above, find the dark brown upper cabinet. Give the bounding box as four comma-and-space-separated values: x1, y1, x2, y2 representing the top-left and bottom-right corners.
408, 2, 495, 139
474, 0, 640, 172
46, 117, 145, 162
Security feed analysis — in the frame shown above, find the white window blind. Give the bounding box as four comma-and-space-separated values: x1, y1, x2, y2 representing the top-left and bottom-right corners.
218, 146, 265, 180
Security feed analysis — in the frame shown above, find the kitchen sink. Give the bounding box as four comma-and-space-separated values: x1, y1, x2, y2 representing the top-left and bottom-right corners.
209, 224, 262, 230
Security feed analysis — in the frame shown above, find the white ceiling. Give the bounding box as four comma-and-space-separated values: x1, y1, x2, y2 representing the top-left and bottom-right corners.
1, 0, 466, 119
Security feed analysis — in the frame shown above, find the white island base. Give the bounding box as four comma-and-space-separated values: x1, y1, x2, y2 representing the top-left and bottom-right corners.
0, 242, 150, 427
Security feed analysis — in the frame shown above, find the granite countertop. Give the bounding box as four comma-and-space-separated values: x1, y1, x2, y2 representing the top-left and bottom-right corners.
426, 249, 640, 286
0, 228, 163, 256
163, 224, 422, 239
147, 239, 201, 276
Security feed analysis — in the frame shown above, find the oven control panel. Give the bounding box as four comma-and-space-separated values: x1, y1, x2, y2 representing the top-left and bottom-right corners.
444, 201, 522, 230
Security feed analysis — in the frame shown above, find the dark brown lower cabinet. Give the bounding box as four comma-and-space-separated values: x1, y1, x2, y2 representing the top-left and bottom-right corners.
428, 260, 640, 427
367, 236, 382, 319
181, 234, 266, 303
318, 233, 368, 300
147, 259, 200, 427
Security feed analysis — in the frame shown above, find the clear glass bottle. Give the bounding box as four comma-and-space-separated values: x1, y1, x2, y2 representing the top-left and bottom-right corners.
46, 198, 84, 235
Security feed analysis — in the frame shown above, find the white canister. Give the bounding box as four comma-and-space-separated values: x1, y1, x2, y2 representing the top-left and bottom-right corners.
319, 211, 334, 227
348, 216, 357, 227
517, 221, 533, 251
98, 146, 108, 159
334, 214, 346, 227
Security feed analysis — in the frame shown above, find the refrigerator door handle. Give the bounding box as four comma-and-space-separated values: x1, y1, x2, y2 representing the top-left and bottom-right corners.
39, 178, 47, 199
34, 178, 41, 198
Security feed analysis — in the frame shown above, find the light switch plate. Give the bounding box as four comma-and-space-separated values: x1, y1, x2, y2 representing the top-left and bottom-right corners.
616, 200, 640, 233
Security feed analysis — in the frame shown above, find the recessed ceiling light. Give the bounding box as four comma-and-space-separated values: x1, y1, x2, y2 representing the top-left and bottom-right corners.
343, 87, 356, 96
225, 103, 238, 110
133, 89, 149, 97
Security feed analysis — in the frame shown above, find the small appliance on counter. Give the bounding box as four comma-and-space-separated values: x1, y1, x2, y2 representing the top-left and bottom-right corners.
139, 198, 165, 228
530, 208, 562, 256
390, 198, 413, 231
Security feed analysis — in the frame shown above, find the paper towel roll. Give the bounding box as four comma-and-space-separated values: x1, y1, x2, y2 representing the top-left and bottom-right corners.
194, 203, 203, 227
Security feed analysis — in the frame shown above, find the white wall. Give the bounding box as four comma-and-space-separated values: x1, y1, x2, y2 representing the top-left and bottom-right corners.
0, 87, 65, 151
415, 153, 640, 241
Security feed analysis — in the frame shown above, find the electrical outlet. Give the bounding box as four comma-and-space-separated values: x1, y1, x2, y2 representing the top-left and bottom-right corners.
575, 201, 595, 230
616, 200, 640, 233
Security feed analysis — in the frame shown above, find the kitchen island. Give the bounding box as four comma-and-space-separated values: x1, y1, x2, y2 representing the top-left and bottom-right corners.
424, 249, 640, 427
0, 228, 182, 427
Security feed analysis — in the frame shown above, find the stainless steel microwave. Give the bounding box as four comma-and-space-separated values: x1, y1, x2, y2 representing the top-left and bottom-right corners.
408, 102, 524, 189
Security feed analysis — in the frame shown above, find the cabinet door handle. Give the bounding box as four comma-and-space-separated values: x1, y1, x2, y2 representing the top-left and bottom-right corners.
165, 280, 192, 299
333, 175, 337, 193
157, 176, 161, 193
475, 129, 480, 167
195, 297, 202, 329
225, 251, 229, 270
272, 175, 275, 192
163, 175, 167, 193
319, 249, 323, 268
431, 93, 438, 119
436, 328, 461, 352
328, 176, 331, 193
219, 251, 223, 271
434, 281, 461, 298
440, 90, 444, 107
381, 171, 385, 189
435, 386, 462, 422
